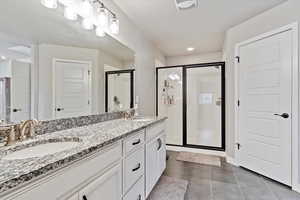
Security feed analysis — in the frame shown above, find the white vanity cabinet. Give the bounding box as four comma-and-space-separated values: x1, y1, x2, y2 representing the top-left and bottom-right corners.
2, 120, 166, 200
78, 164, 122, 200
145, 123, 166, 198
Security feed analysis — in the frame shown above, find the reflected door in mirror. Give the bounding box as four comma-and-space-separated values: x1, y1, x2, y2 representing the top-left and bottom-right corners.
54, 60, 91, 119
11, 61, 31, 122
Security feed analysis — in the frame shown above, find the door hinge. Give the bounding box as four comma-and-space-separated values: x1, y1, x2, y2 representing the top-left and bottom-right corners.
88, 100, 90, 105
235, 56, 240, 63
237, 100, 240, 107
88, 70, 91, 75
236, 143, 241, 150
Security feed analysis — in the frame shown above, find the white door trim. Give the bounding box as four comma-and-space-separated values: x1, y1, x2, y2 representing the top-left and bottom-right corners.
52, 58, 92, 119
234, 22, 299, 192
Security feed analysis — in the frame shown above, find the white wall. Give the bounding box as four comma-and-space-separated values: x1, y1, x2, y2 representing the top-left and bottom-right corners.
166, 52, 222, 66
223, 0, 300, 159
100, 0, 166, 115
38, 44, 120, 120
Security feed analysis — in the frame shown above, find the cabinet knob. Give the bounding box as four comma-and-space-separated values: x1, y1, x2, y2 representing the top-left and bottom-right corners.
157, 138, 162, 151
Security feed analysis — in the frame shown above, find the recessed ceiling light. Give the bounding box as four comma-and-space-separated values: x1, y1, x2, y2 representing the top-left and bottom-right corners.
0, 56, 7, 60
187, 47, 195, 52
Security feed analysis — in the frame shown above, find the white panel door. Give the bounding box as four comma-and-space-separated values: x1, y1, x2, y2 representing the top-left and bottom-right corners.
54, 60, 91, 119
11, 61, 31, 122
238, 30, 292, 185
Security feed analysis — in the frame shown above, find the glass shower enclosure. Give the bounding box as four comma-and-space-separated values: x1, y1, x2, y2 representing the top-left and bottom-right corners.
156, 62, 225, 151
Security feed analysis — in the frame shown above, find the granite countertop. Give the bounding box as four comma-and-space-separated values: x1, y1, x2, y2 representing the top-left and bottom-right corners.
0, 117, 166, 195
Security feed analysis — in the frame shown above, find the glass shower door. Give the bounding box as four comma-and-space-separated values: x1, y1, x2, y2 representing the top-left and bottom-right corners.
157, 67, 183, 145
185, 66, 223, 149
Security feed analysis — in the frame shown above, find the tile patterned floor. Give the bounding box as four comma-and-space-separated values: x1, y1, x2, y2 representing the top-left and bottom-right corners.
163, 151, 300, 200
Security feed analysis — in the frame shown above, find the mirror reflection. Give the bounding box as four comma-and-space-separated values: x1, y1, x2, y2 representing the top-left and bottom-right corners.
0, 1, 135, 123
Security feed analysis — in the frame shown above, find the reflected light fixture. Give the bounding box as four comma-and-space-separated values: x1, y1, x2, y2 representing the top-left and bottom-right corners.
64, 6, 78, 20
82, 18, 94, 30
96, 4, 108, 27
187, 47, 195, 51
41, 0, 58, 9
96, 26, 106, 37
110, 16, 119, 34
0, 56, 7, 60
81, 0, 93, 18
41, 0, 119, 37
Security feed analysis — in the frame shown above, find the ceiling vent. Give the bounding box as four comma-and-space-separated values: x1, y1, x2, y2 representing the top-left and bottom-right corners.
175, 0, 198, 11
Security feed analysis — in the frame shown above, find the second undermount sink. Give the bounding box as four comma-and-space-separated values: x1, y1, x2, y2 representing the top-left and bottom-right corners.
2, 141, 80, 160
132, 118, 153, 122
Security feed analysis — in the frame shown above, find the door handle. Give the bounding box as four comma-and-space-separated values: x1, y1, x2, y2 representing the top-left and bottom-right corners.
132, 163, 141, 172
56, 108, 64, 112
132, 139, 141, 146
82, 195, 88, 200
274, 113, 289, 119
12, 108, 22, 112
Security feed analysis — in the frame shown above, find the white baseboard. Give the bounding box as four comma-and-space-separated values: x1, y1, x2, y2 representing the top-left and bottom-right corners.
166, 145, 226, 157
292, 183, 300, 193
225, 156, 239, 166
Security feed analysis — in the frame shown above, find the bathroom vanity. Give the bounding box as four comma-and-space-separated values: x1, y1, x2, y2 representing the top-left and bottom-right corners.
0, 117, 167, 200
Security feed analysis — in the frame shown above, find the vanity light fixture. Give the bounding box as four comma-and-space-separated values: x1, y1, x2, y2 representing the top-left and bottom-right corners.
96, 26, 106, 37
41, 0, 58, 9
41, 0, 120, 37
110, 15, 119, 35
82, 18, 94, 30
64, 6, 78, 21
96, 3, 108, 27
80, 0, 93, 18
187, 47, 195, 51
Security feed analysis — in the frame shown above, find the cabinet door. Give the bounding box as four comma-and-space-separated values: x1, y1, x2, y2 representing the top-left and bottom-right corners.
146, 139, 159, 197
157, 134, 166, 176
78, 164, 122, 200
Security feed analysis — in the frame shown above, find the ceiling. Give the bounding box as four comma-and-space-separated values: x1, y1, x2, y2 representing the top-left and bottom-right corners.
0, 0, 135, 62
113, 0, 287, 57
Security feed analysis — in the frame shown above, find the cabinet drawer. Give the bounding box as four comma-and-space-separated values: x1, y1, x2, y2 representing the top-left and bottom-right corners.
124, 177, 145, 200
124, 130, 145, 155
146, 121, 165, 142
124, 148, 144, 193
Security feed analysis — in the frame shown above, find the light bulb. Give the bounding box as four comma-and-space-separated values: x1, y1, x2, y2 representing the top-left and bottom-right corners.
80, 0, 93, 18
110, 17, 119, 34
96, 8, 108, 27
82, 18, 94, 30
64, 6, 78, 20
96, 26, 106, 37
41, 0, 58, 9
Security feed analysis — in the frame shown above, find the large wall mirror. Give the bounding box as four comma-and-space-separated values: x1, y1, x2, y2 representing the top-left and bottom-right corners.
0, 0, 135, 123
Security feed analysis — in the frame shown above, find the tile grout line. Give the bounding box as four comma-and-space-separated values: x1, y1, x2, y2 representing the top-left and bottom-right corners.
232, 168, 247, 200
209, 167, 214, 200
261, 177, 280, 200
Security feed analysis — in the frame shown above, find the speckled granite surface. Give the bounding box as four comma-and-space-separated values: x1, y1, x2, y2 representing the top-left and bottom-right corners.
0, 117, 166, 195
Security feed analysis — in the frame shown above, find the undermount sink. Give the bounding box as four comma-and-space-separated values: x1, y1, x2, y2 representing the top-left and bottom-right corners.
132, 118, 153, 122
3, 141, 80, 160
